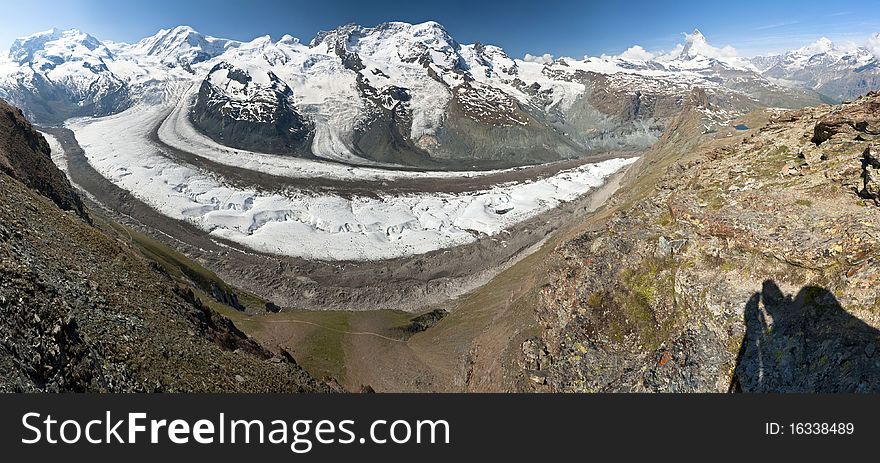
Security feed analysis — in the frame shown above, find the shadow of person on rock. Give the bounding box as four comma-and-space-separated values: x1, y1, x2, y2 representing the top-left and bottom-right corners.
730, 280, 880, 393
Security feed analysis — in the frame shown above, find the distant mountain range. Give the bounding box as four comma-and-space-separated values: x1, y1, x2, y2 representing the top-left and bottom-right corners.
750, 35, 880, 101
0, 23, 877, 168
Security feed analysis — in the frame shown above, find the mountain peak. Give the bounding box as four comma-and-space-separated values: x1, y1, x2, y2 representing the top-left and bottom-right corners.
311, 20, 454, 48
132, 25, 239, 65
138, 25, 203, 51
278, 34, 300, 46
680, 28, 709, 58
168, 25, 198, 34
670, 28, 742, 63
409, 20, 448, 33
8, 28, 106, 64
797, 36, 836, 56
15, 27, 62, 42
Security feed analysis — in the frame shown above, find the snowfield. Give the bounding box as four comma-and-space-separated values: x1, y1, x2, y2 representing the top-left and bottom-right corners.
68, 103, 636, 261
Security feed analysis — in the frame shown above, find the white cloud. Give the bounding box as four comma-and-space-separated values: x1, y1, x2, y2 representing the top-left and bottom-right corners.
717, 45, 738, 58
868, 32, 880, 59
523, 53, 554, 64
617, 45, 655, 61
650, 29, 738, 61
655, 44, 684, 62
683, 30, 738, 59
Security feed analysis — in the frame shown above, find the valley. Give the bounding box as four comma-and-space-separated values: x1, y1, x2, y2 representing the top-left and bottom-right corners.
1, 19, 879, 392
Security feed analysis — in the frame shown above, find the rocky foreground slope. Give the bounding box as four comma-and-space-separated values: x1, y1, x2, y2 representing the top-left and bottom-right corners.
523, 90, 880, 392
0, 102, 87, 220
0, 99, 330, 392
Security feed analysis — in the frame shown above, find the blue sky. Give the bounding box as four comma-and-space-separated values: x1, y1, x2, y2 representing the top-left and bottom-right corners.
0, 0, 878, 58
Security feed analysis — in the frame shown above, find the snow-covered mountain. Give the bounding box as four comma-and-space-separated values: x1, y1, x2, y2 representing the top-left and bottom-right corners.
191, 60, 313, 154
1, 23, 871, 168
0, 28, 129, 122
749, 37, 880, 101
112, 25, 240, 68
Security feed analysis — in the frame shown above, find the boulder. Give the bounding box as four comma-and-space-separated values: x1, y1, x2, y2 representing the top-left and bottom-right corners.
860, 146, 880, 205
406, 308, 448, 333
265, 302, 282, 313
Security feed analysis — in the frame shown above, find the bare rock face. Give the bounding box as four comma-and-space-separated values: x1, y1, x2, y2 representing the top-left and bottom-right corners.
0, 99, 87, 220
530, 92, 880, 392
349, 73, 433, 167
407, 309, 448, 333
811, 93, 880, 145
861, 145, 880, 205
687, 86, 710, 108
191, 62, 313, 155
732, 282, 879, 393
427, 84, 582, 169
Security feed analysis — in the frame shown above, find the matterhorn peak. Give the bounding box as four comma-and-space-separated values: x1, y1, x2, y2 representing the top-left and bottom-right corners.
671, 28, 740, 62
798, 36, 836, 56
680, 29, 708, 58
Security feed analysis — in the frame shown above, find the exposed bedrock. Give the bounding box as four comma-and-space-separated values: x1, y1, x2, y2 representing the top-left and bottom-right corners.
0, 99, 88, 220
190, 62, 314, 156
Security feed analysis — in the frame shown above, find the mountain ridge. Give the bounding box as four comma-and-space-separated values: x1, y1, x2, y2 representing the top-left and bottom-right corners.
0, 22, 846, 169
748, 36, 879, 101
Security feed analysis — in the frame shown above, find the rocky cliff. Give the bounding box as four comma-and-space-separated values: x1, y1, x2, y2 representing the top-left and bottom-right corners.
0, 99, 330, 392
525, 90, 880, 392
0, 100, 87, 220
191, 61, 314, 155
